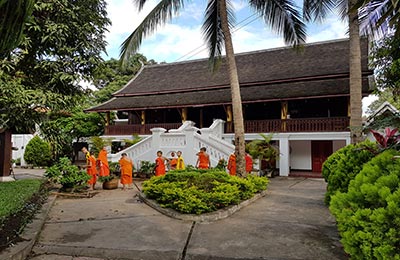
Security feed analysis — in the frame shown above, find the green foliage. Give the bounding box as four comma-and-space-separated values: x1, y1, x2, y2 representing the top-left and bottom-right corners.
24, 135, 52, 166
330, 150, 400, 259
90, 136, 110, 156
123, 134, 142, 149
45, 157, 90, 190
214, 158, 227, 170
322, 140, 378, 204
109, 161, 120, 175
98, 175, 116, 182
139, 161, 156, 175
0, 179, 43, 221
142, 170, 268, 214
246, 133, 279, 170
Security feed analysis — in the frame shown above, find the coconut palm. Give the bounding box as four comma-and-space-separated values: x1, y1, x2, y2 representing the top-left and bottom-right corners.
120, 0, 306, 176
0, 0, 34, 56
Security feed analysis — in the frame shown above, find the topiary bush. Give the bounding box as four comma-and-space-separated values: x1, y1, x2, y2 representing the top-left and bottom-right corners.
322, 140, 377, 204
24, 135, 52, 167
330, 150, 400, 260
142, 170, 268, 214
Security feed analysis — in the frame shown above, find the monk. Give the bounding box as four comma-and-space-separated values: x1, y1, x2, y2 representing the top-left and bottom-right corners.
97, 146, 109, 177
196, 147, 210, 169
227, 153, 236, 176
119, 153, 133, 190
154, 151, 168, 176
176, 151, 185, 170
169, 151, 177, 170
82, 147, 97, 190
245, 153, 253, 174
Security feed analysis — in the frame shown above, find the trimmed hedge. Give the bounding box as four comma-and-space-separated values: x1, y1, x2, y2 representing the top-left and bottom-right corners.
330, 150, 400, 259
142, 170, 268, 214
24, 135, 52, 167
322, 140, 377, 204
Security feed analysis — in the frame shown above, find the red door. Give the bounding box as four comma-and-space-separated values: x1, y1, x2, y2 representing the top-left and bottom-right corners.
311, 141, 333, 173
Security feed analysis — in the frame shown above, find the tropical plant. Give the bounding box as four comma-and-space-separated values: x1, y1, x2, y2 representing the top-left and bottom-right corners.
330, 149, 400, 259
246, 133, 279, 175
98, 174, 116, 182
139, 160, 156, 177
24, 135, 52, 167
45, 157, 90, 191
370, 127, 400, 150
109, 161, 121, 175
120, 0, 307, 176
90, 136, 111, 156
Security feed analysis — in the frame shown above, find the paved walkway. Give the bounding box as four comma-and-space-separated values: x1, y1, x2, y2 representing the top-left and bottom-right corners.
27, 177, 346, 260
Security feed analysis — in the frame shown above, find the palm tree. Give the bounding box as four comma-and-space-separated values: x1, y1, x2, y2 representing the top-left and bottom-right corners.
120, 0, 306, 176
0, 0, 34, 56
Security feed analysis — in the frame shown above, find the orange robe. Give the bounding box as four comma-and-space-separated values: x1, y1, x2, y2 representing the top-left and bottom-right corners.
97, 150, 109, 177
170, 158, 177, 170
119, 157, 133, 185
87, 155, 97, 185
197, 152, 209, 169
245, 154, 253, 173
227, 154, 236, 176
155, 157, 166, 176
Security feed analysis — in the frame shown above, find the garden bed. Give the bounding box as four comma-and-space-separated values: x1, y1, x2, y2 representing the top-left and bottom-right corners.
142, 170, 269, 215
0, 179, 47, 252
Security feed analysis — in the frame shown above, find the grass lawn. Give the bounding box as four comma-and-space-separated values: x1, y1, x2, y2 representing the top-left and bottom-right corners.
0, 179, 46, 251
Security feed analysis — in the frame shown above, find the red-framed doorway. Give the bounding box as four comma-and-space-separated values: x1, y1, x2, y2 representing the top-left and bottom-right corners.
311, 140, 333, 173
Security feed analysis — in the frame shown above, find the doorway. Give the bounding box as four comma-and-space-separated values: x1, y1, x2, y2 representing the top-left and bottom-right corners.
311, 141, 332, 172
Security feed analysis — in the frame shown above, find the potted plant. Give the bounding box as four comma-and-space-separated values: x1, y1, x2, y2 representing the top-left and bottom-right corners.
246, 133, 280, 177
45, 157, 90, 192
138, 160, 155, 178
98, 174, 119, 190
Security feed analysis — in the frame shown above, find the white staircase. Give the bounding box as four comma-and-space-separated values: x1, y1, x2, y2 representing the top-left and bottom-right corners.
108, 120, 234, 170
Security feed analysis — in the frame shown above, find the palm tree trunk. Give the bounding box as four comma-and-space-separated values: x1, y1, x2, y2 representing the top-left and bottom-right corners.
349, 0, 363, 143
218, 0, 246, 177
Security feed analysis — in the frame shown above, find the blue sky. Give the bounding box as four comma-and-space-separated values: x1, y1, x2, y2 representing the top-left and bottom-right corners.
104, 0, 349, 62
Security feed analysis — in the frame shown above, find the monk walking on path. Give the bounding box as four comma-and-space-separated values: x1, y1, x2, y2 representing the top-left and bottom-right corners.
82, 147, 97, 190
154, 151, 168, 176
97, 146, 109, 177
119, 153, 133, 190
227, 153, 236, 176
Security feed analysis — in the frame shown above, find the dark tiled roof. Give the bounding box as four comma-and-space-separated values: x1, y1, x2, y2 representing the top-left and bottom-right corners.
88, 38, 373, 112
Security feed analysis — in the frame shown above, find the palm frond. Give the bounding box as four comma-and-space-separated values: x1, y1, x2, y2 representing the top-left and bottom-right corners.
119, 0, 185, 65
303, 0, 335, 22
249, 0, 306, 46
336, 0, 349, 20
201, 0, 236, 71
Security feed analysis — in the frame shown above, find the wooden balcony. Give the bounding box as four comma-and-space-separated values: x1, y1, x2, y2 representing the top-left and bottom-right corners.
239, 117, 350, 133
105, 123, 183, 135
104, 117, 349, 135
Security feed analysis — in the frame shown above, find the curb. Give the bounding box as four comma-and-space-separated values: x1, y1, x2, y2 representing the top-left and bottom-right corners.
139, 189, 268, 222
0, 195, 57, 260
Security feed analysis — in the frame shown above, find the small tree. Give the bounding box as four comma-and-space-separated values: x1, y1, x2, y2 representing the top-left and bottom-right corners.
24, 135, 52, 167
246, 134, 279, 177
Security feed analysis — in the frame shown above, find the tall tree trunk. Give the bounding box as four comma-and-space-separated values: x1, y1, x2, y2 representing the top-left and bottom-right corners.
349, 0, 363, 143
218, 0, 246, 176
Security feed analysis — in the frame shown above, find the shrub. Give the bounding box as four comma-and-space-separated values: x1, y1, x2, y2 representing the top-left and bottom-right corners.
330, 150, 400, 260
142, 170, 268, 214
322, 140, 377, 204
45, 157, 90, 191
24, 135, 52, 167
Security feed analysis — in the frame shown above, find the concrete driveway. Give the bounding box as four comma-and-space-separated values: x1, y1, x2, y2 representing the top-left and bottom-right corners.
29, 177, 347, 260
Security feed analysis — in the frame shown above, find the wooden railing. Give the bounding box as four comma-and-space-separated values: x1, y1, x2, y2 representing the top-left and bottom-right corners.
105, 123, 183, 135
233, 117, 350, 133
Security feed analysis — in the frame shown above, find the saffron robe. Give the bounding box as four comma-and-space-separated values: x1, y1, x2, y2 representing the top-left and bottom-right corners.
97, 150, 109, 177
155, 157, 166, 176
227, 154, 236, 176
87, 155, 97, 185
197, 152, 210, 169
170, 158, 177, 170
245, 154, 253, 173
176, 157, 185, 170
119, 157, 133, 185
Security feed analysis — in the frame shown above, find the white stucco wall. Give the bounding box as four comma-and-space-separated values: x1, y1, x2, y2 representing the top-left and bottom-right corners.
11, 134, 34, 166
333, 140, 346, 152
290, 140, 311, 170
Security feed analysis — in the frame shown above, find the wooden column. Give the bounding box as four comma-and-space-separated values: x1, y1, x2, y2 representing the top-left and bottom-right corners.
140, 110, 146, 134
0, 129, 12, 178
106, 112, 110, 126
181, 108, 187, 122
226, 105, 233, 133
281, 101, 288, 132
